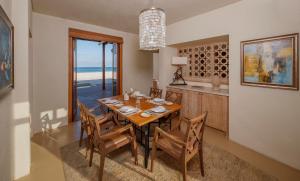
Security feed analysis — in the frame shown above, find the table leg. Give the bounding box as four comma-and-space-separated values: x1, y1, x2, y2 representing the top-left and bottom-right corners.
144, 124, 150, 168
140, 127, 143, 144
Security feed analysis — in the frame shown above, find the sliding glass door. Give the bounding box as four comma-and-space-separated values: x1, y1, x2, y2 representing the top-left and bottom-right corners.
105, 43, 119, 96
73, 39, 120, 118
68, 28, 123, 123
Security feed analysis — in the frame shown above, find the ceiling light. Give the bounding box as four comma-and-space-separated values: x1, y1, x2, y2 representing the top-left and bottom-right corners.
139, 6, 166, 51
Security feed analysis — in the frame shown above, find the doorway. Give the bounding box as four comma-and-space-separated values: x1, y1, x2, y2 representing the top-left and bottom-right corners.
68, 28, 123, 123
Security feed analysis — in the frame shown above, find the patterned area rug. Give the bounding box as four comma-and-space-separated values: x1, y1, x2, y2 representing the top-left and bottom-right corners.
60, 141, 277, 181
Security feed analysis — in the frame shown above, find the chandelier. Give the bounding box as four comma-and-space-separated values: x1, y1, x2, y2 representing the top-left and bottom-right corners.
139, 6, 166, 50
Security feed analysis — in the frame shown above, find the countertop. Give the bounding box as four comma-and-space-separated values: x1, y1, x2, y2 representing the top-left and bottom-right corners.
167, 85, 229, 97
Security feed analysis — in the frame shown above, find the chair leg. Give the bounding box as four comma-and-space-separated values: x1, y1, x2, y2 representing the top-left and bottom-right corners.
133, 140, 138, 165
130, 139, 135, 156
85, 138, 89, 158
79, 126, 84, 147
131, 140, 138, 165
199, 147, 204, 177
182, 161, 187, 181
150, 142, 157, 172
140, 127, 143, 144
99, 154, 106, 181
89, 144, 94, 167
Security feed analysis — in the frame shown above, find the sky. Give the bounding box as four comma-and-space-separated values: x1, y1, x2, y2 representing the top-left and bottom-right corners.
76, 39, 116, 67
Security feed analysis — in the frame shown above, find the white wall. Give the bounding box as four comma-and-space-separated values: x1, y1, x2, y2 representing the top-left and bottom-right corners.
157, 0, 300, 169
157, 47, 177, 94
153, 53, 159, 80
0, 0, 31, 180
32, 13, 153, 134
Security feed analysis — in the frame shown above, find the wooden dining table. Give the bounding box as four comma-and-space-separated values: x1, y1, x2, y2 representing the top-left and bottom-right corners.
97, 95, 181, 168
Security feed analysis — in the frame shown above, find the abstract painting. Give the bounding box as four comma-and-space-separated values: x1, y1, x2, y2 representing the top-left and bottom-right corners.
0, 5, 14, 97
241, 34, 298, 90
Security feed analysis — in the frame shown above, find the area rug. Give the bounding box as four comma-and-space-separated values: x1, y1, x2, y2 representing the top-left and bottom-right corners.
60, 141, 278, 181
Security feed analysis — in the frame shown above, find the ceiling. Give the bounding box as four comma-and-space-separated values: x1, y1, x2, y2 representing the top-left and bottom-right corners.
32, 0, 240, 34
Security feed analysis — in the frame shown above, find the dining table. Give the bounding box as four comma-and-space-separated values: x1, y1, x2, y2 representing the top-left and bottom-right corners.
97, 95, 181, 168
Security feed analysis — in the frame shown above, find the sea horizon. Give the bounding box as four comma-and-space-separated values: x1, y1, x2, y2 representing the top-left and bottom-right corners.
76, 67, 117, 73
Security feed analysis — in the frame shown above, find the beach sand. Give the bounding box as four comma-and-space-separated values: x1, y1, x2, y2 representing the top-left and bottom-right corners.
76, 71, 115, 81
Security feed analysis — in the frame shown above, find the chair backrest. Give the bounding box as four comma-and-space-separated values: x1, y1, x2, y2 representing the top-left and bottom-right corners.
87, 112, 117, 141
165, 90, 183, 104
152, 79, 159, 89
78, 101, 92, 136
149, 87, 163, 98
184, 112, 208, 155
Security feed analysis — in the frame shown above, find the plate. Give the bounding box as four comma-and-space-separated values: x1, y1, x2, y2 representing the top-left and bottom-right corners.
140, 112, 151, 118
101, 98, 110, 102
151, 106, 166, 113
165, 101, 173, 105
119, 106, 135, 113
115, 103, 124, 108
105, 99, 119, 104
153, 98, 165, 103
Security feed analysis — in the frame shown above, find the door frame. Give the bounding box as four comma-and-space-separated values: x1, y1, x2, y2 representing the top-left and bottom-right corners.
68, 28, 123, 123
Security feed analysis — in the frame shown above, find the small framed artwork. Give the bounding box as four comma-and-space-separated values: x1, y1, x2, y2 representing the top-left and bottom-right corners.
0, 5, 14, 97
241, 33, 299, 90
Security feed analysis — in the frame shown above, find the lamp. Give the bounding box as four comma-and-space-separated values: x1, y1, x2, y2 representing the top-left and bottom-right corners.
170, 57, 187, 85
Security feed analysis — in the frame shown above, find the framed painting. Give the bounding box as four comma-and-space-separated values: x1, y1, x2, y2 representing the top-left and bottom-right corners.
241, 33, 299, 90
0, 5, 14, 97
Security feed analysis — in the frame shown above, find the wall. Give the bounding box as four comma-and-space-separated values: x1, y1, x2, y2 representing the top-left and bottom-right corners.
32, 13, 153, 134
153, 53, 159, 80
157, 0, 300, 169
157, 47, 177, 95
29, 0, 34, 137
0, 0, 31, 180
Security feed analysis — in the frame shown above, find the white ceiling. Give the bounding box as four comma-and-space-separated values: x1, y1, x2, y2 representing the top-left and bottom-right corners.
32, 0, 240, 34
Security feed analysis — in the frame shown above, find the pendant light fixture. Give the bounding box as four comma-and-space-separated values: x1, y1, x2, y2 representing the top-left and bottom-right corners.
139, 0, 166, 51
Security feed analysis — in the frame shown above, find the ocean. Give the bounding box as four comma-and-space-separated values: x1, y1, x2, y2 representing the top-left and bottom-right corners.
76, 67, 117, 73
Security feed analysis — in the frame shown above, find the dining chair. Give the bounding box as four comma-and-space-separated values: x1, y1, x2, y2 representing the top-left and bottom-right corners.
151, 112, 208, 181
160, 90, 183, 130
78, 100, 104, 147
79, 101, 116, 165
146, 87, 163, 138
165, 90, 183, 104
87, 112, 138, 181
149, 87, 163, 98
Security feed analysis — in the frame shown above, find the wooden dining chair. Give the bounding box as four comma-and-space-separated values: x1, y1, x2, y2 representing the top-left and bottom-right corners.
165, 90, 183, 104
151, 112, 208, 181
78, 100, 104, 147
160, 90, 183, 130
87, 112, 138, 181
149, 87, 163, 98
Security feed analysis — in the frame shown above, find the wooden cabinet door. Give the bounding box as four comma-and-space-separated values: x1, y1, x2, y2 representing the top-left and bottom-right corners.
186, 91, 202, 119
202, 94, 228, 132
180, 90, 189, 118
